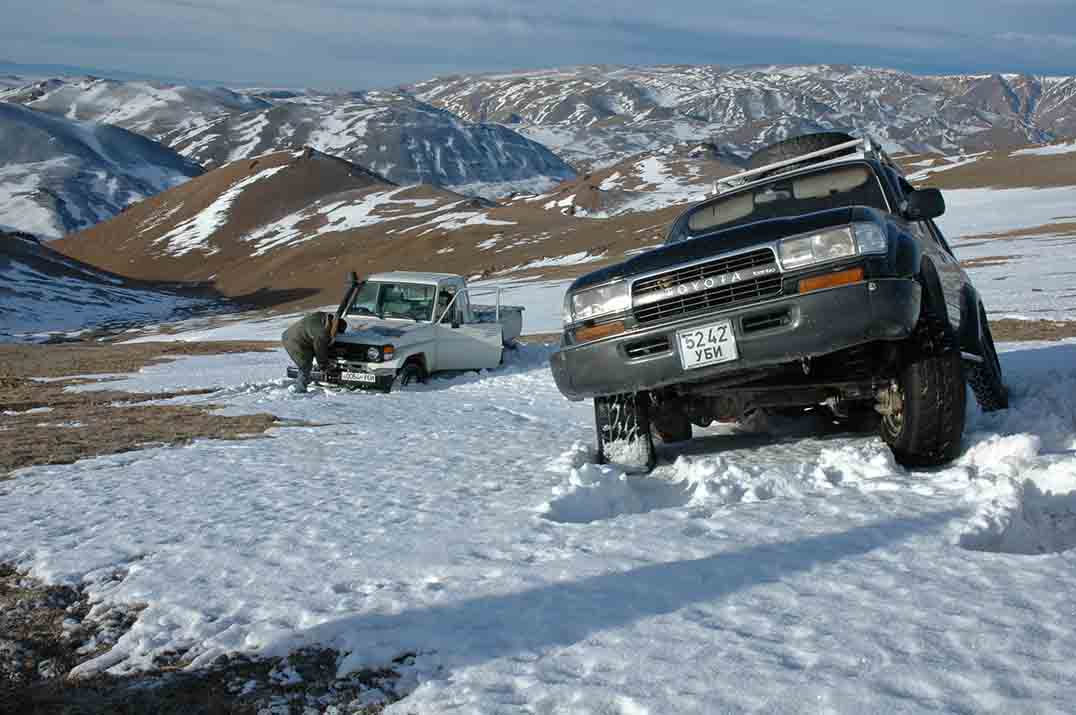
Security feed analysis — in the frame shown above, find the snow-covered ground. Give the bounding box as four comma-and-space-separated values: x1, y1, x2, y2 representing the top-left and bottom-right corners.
3, 334, 1076, 712
938, 186, 1076, 320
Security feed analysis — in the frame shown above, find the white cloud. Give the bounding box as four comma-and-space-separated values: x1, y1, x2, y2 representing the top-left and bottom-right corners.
3, 1, 1074, 88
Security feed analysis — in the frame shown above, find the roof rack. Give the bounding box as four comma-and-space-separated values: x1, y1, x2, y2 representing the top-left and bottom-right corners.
714, 135, 899, 195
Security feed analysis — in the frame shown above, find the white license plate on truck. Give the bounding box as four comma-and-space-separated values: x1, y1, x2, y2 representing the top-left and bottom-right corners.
677, 320, 738, 370
341, 371, 377, 384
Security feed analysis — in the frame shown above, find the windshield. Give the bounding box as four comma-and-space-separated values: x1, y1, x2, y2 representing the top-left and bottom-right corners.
670, 164, 889, 244
347, 281, 437, 321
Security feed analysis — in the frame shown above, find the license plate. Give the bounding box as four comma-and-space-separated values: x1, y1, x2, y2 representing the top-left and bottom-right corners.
677, 320, 738, 370
341, 371, 377, 384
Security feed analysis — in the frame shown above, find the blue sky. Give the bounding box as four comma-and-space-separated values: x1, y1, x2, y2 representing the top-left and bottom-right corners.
4, 0, 1075, 88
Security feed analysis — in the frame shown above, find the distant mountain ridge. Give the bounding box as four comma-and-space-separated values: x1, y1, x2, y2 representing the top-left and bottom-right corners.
1, 78, 576, 193
410, 64, 1076, 170
0, 102, 203, 237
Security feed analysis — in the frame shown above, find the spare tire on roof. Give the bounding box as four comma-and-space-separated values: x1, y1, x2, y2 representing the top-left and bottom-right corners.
747, 132, 858, 170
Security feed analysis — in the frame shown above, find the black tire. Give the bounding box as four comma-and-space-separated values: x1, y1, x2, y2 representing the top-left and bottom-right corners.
880, 316, 966, 467
594, 392, 656, 473
967, 309, 1008, 411
390, 361, 425, 392
747, 132, 857, 170
651, 408, 693, 444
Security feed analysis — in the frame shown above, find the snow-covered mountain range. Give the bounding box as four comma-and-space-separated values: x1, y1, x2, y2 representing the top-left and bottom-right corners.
1, 78, 576, 192
0, 102, 202, 237
0, 76, 269, 141
412, 64, 1076, 170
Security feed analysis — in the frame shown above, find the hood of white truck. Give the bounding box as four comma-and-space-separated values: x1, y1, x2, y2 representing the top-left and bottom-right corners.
336, 319, 435, 348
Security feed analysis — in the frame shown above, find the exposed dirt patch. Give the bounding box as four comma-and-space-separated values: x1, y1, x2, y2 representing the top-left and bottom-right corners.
963, 222, 1076, 242
0, 341, 283, 476
989, 319, 1076, 342
0, 565, 414, 715
960, 254, 1019, 268
911, 147, 1076, 190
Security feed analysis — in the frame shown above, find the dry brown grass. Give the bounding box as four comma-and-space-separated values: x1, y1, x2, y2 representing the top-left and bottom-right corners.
989, 319, 1076, 343
0, 341, 282, 476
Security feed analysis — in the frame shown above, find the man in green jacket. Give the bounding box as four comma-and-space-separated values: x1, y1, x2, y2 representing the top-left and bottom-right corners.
282, 311, 347, 392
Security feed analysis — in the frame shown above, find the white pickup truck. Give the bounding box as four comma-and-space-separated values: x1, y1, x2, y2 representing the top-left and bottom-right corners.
288, 271, 525, 391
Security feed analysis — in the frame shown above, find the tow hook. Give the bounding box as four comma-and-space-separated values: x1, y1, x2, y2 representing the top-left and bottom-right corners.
874, 380, 903, 416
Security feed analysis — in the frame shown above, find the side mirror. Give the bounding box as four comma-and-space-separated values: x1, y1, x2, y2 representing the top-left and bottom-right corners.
904, 188, 945, 221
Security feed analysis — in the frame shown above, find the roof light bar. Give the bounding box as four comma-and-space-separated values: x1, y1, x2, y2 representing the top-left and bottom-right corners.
715, 136, 894, 195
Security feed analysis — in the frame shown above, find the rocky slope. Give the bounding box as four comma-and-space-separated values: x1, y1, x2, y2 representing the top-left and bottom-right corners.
0, 103, 203, 237
411, 65, 1076, 171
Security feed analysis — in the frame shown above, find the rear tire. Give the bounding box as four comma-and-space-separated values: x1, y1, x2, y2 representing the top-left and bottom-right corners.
880, 316, 966, 467
967, 308, 1008, 411
594, 392, 656, 473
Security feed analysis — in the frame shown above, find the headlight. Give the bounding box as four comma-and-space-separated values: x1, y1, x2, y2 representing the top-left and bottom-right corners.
366, 347, 380, 361
778, 222, 886, 270
565, 282, 630, 325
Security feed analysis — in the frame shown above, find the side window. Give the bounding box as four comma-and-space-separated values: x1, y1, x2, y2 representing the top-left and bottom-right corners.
437, 287, 458, 323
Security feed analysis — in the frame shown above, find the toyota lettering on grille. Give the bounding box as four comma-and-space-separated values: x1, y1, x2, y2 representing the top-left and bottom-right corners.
633, 264, 780, 307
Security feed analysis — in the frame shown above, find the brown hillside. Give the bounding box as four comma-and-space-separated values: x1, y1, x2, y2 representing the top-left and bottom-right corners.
900, 142, 1076, 190
53, 148, 687, 310
53, 141, 1075, 315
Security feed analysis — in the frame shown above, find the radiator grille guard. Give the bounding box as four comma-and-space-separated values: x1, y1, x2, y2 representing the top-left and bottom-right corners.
632, 248, 782, 324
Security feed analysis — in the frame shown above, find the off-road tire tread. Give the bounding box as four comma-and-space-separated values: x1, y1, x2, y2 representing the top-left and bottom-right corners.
594, 392, 657, 472
966, 316, 1008, 412
883, 308, 966, 468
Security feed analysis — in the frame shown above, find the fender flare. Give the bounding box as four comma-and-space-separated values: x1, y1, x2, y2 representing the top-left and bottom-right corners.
957, 286, 986, 358
396, 351, 429, 377
916, 258, 956, 346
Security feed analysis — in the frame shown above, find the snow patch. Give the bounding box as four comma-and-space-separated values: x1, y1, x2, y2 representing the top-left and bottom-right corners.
155, 166, 285, 256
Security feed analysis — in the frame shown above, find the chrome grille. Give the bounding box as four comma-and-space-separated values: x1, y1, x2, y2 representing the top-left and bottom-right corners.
633, 248, 776, 295
632, 249, 782, 325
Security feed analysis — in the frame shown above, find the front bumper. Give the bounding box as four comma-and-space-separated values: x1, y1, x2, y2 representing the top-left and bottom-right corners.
550, 278, 921, 400
286, 366, 395, 391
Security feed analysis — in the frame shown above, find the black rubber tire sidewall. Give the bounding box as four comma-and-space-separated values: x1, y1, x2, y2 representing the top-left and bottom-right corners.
881, 350, 967, 467
391, 362, 425, 391
967, 311, 1009, 412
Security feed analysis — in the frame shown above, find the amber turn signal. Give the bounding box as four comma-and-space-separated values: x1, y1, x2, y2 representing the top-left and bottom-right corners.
798, 267, 865, 294
574, 320, 627, 343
